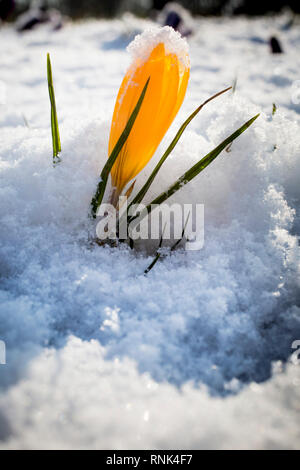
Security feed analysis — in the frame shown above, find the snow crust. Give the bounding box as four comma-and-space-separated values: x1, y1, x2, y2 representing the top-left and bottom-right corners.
127, 25, 190, 67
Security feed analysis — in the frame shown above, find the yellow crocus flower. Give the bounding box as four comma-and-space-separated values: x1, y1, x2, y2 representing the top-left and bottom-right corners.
108, 29, 190, 206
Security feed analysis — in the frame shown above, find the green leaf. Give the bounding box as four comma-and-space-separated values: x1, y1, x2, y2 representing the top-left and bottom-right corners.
128, 87, 231, 212
170, 211, 190, 252
144, 213, 190, 275
144, 251, 161, 275
47, 53, 61, 165
144, 224, 166, 275
130, 113, 260, 224
90, 77, 150, 218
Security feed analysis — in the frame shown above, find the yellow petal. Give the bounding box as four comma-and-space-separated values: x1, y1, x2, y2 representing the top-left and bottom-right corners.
108, 36, 190, 196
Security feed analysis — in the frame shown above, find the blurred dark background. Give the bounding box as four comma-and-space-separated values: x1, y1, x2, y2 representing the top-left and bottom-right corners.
3, 0, 300, 20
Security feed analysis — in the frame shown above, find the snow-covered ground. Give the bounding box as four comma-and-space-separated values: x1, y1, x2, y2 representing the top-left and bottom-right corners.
0, 13, 300, 449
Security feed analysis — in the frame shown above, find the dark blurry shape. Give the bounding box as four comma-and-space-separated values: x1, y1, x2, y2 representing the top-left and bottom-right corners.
165, 10, 181, 29
152, 0, 168, 9
11, 0, 300, 18
160, 2, 193, 37
61, 0, 123, 18
228, 0, 300, 15
181, 0, 227, 15
179, 0, 300, 15
0, 0, 15, 20
270, 36, 283, 53
16, 2, 47, 31
16, 0, 63, 31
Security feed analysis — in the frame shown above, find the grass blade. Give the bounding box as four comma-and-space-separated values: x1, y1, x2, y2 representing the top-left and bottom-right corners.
47, 53, 61, 165
128, 87, 232, 211
144, 251, 161, 275
91, 77, 150, 218
144, 224, 166, 275
170, 211, 190, 252
144, 213, 190, 275
131, 113, 259, 223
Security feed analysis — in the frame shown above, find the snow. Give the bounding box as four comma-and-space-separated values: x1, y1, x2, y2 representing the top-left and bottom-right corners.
0, 13, 300, 449
127, 25, 190, 67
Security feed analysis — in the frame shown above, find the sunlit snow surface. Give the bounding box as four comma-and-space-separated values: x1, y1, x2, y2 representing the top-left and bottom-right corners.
0, 14, 300, 449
